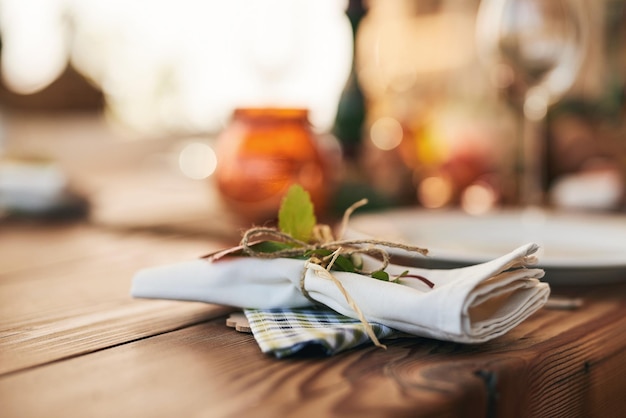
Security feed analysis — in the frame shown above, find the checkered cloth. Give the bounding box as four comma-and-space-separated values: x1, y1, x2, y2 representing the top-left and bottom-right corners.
244, 308, 397, 358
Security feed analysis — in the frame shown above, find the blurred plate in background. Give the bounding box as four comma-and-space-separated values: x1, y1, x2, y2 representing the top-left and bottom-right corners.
345, 208, 626, 285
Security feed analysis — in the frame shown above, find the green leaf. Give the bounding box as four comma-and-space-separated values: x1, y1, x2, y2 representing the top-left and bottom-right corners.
371, 270, 390, 281
250, 241, 295, 254
278, 184, 317, 243
305, 249, 356, 272
390, 270, 410, 283
350, 254, 363, 270
305, 248, 332, 258
398, 270, 410, 277
332, 255, 356, 272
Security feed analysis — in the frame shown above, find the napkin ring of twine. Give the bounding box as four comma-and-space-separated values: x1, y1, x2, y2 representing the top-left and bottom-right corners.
237, 199, 429, 349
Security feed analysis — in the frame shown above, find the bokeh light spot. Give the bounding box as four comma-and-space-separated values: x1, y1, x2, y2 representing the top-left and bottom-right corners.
418, 175, 453, 209
461, 182, 497, 215
178, 142, 217, 179
370, 117, 403, 151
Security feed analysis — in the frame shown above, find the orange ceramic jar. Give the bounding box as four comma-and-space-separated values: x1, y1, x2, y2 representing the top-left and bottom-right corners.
214, 108, 332, 223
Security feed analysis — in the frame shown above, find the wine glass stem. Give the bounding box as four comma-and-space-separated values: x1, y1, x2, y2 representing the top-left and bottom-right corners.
520, 95, 547, 207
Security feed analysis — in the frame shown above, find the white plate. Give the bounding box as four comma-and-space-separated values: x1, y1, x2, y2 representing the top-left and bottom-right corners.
345, 208, 626, 285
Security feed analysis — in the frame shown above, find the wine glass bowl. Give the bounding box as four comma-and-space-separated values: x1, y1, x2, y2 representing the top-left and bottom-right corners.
477, 0, 586, 105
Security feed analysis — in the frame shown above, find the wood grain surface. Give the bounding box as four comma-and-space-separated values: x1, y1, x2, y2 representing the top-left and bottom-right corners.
2, 295, 626, 418
2, 221, 626, 417
0, 222, 234, 374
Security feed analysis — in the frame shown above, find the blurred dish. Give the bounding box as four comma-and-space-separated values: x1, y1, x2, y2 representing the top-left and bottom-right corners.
344, 208, 626, 285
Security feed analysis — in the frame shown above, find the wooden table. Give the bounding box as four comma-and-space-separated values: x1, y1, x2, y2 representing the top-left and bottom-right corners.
2, 113, 626, 417
2, 218, 626, 418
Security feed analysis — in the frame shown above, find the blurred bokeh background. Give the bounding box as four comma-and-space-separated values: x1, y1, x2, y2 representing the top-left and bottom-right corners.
1, 0, 625, 229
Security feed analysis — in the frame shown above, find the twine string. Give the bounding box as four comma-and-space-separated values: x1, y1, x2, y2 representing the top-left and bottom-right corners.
241, 227, 427, 276
202, 199, 429, 349
304, 251, 386, 349
238, 217, 428, 349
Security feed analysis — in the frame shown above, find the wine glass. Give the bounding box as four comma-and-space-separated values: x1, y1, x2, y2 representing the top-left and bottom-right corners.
475, 0, 588, 206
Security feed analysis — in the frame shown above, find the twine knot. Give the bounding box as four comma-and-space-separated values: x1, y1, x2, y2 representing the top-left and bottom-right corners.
204, 199, 429, 350
236, 200, 428, 349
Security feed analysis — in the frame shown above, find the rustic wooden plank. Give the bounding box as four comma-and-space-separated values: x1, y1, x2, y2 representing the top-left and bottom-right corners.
0, 223, 235, 374
0, 222, 120, 274
0, 299, 233, 375
2, 285, 626, 418
0, 321, 488, 418
433, 296, 626, 417
0, 232, 214, 322
0, 220, 241, 273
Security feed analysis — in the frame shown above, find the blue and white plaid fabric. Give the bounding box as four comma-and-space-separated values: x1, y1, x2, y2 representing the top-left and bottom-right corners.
244, 308, 397, 358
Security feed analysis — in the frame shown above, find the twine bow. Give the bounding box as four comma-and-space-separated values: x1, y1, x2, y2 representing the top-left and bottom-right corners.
206, 199, 429, 349
240, 199, 427, 272
239, 227, 428, 276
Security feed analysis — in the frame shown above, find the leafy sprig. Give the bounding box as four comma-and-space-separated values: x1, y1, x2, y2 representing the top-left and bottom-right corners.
204, 184, 432, 288
275, 185, 431, 286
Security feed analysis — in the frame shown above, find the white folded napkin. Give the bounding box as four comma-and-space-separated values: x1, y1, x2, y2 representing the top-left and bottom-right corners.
131, 242, 549, 343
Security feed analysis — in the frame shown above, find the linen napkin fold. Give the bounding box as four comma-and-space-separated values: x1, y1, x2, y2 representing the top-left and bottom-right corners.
244, 308, 397, 357
131, 242, 549, 344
